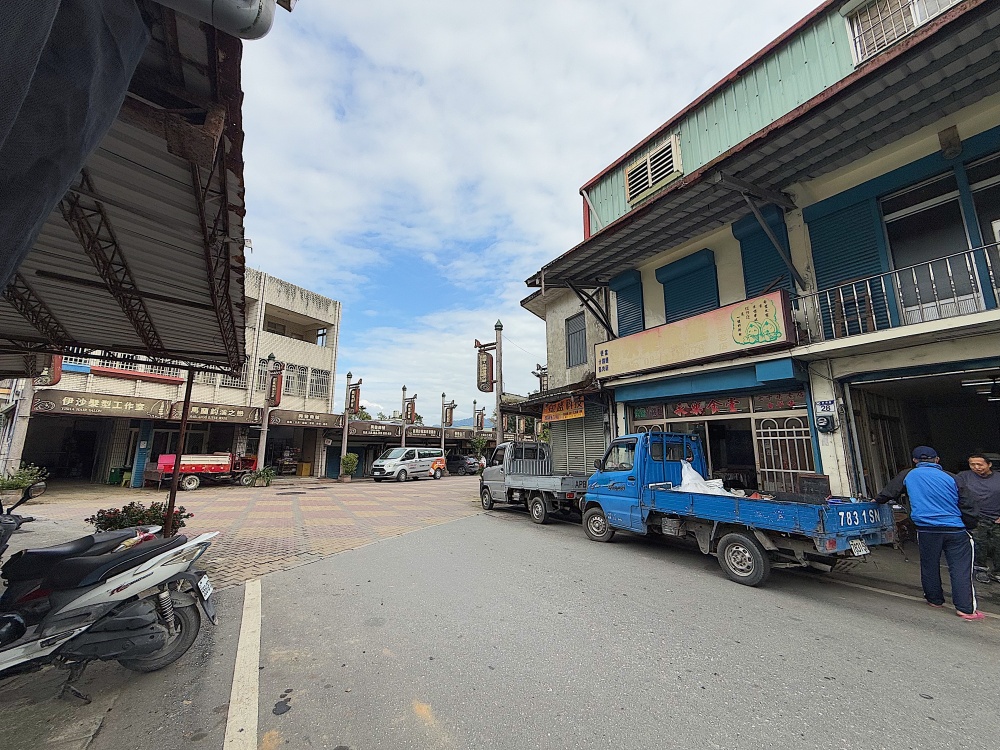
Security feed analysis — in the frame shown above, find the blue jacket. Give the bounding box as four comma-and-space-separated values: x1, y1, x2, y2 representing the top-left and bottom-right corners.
875, 462, 974, 529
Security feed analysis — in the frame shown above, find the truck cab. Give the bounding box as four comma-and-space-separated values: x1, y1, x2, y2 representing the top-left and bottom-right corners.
480, 441, 588, 521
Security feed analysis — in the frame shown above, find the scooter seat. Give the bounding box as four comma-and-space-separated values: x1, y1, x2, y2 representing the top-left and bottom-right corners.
1, 529, 138, 581
44, 535, 187, 590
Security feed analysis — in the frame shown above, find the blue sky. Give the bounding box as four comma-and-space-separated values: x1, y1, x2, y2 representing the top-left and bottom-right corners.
238, 0, 821, 422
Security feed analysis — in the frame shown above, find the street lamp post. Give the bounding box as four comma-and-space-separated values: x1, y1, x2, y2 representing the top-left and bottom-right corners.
495, 319, 503, 448
401, 385, 407, 448
340, 372, 353, 466
256, 353, 276, 471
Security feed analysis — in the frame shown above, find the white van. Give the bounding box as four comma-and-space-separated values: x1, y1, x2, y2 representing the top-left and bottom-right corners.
372, 447, 445, 482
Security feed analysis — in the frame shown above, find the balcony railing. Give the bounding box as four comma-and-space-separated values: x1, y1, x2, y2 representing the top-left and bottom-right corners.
794, 244, 1000, 344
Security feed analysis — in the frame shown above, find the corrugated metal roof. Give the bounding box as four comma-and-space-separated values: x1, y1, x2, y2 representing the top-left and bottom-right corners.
537, 0, 1000, 288
0, 5, 246, 373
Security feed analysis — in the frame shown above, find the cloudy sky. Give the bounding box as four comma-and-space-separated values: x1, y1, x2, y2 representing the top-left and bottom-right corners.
240, 0, 820, 422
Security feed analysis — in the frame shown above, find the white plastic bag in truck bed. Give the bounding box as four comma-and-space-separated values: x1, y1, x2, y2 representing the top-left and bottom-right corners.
671, 461, 733, 496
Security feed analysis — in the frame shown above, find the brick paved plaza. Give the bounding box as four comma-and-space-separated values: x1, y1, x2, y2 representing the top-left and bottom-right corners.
21, 477, 483, 589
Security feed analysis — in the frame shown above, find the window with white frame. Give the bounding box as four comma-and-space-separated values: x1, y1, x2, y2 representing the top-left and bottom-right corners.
316, 327, 328, 346
308, 368, 330, 399
565, 313, 587, 368
254, 358, 270, 391
625, 135, 682, 204
847, 0, 961, 63
220, 362, 247, 389
283, 364, 307, 397
194, 369, 218, 385
61, 354, 92, 366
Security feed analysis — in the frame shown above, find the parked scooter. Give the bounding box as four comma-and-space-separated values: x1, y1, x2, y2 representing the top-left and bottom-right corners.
0, 482, 218, 698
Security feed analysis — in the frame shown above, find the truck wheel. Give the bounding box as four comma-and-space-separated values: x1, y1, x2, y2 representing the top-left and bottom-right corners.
180, 474, 200, 491
480, 487, 494, 510
396, 470, 407, 482
717, 532, 771, 586
529, 495, 549, 524
583, 507, 615, 542
237, 473, 252, 487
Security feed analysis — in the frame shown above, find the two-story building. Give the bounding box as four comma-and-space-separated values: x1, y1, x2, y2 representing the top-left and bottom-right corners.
1, 268, 342, 484
525, 0, 1000, 496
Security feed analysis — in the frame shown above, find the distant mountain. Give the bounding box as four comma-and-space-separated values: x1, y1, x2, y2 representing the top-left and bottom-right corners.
452, 417, 494, 428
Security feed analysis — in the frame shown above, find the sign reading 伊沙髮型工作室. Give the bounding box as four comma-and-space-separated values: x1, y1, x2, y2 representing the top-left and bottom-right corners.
595, 291, 792, 380
31, 389, 171, 418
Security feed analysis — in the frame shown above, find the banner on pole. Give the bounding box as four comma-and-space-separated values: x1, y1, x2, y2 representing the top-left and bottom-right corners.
477, 349, 494, 393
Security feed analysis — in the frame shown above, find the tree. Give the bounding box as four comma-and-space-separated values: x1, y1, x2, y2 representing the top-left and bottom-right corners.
356, 407, 372, 421
470, 434, 488, 458
376, 411, 389, 420
413, 412, 424, 425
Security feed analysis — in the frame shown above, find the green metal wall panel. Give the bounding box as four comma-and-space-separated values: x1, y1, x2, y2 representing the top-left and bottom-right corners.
588, 11, 856, 233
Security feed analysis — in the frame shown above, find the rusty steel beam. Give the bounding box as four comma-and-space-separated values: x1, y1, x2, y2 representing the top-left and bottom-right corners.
190, 139, 242, 372
59, 172, 166, 356
2, 273, 71, 345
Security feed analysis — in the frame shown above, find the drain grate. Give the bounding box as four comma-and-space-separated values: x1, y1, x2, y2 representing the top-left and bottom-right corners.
275, 491, 307, 495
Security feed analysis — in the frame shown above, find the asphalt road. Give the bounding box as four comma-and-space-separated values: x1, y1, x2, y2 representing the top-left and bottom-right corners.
12, 504, 1000, 750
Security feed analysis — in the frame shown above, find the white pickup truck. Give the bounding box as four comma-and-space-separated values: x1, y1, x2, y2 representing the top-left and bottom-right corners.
479, 441, 589, 523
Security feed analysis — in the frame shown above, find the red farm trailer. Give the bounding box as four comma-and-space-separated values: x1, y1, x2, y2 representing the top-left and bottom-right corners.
147, 453, 257, 491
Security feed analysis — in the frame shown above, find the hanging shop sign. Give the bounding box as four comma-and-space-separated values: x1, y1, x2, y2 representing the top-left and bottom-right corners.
632, 404, 665, 421
595, 291, 792, 379
752, 391, 807, 412
266, 360, 284, 408
405, 426, 441, 439
349, 421, 403, 437
477, 349, 494, 392
170, 401, 264, 423
31, 389, 171, 418
541, 396, 585, 423
347, 383, 361, 414
269, 410, 344, 428
445, 428, 472, 440
666, 397, 751, 418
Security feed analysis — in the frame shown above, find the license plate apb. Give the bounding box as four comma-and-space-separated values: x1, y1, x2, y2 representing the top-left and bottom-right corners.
849, 539, 870, 556
197, 574, 214, 600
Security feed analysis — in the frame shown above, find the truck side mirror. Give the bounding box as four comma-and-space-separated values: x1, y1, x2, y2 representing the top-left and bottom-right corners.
594, 459, 602, 470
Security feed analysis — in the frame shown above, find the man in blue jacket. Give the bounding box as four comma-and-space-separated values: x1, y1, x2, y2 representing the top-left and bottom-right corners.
876, 446, 983, 621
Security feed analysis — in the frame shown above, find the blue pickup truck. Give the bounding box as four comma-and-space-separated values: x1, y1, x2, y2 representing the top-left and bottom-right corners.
581, 431, 895, 586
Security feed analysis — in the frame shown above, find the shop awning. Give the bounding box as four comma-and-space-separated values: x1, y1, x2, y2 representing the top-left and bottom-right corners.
0, 3, 247, 375
528, 0, 1000, 289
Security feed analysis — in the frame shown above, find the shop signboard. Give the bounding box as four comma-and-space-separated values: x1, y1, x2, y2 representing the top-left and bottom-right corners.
171, 401, 263, 423
32, 389, 170, 418
752, 391, 806, 412
477, 349, 494, 392
595, 291, 792, 379
445, 428, 472, 440
541, 396, 585, 423
405, 426, 440, 439
269, 410, 344, 428
632, 404, 665, 421
666, 397, 751, 418
349, 421, 402, 437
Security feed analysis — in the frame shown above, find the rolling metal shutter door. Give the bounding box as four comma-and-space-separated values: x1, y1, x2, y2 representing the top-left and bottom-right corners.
610, 270, 644, 336
583, 403, 606, 470
567, 418, 587, 474
547, 402, 606, 475
733, 205, 793, 297
655, 248, 719, 324
549, 420, 569, 474
807, 200, 885, 289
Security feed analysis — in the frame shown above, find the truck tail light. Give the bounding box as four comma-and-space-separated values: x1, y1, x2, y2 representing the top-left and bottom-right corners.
825, 538, 838, 551
565, 492, 575, 500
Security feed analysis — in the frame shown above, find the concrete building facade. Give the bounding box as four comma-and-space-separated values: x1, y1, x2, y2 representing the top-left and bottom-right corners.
525, 0, 1000, 496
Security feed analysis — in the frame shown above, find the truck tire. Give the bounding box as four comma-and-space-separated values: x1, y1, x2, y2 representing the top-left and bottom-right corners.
583, 507, 615, 542
529, 495, 549, 524
237, 473, 253, 487
717, 532, 771, 586
396, 470, 407, 482
180, 474, 200, 491
480, 487, 494, 510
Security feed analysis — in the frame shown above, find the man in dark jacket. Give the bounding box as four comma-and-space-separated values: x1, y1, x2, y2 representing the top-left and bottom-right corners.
875, 446, 983, 620
957, 453, 1000, 581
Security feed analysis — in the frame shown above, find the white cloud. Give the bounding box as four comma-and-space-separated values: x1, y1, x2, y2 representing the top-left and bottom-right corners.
239, 0, 821, 418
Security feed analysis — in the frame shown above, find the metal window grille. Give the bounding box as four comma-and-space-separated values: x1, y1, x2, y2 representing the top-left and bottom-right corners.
754, 416, 815, 493
100, 352, 138, 370
284, 364, 306, 397
220, 362, 248, 389
194, 369, 218, 385
254, 358, 270, 391
308, 368, 330, 399
61, 354, 91, 365
145, 362, 182, 378
565, 313, 587, 368
849, 0, 960, 63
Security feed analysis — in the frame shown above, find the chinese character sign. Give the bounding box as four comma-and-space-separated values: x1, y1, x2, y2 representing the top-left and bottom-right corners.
477, 350, 494, 393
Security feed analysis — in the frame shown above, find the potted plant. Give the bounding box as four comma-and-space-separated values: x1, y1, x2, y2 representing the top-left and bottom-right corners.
249, 466, 276, 487
339, 453, 359, 482
84, 501, 193, 533
0, 464, 49, 505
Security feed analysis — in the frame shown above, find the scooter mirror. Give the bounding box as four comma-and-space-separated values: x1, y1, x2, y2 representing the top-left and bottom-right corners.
0, 613, 27, 647
27, 481, 46, 499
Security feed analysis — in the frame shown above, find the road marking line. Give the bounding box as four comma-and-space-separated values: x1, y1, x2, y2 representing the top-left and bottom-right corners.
224, 579, 262, 750
811, 575, 997, 618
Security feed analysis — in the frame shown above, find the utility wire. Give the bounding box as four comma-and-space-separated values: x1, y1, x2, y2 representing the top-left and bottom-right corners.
502, 334, 541, 360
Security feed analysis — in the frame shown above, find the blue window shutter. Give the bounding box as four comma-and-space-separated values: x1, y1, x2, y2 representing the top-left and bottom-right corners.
609, 270, 644, 336
655, 249, 719, 324
807, 199, 886, 289
733, 204, 792, 297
